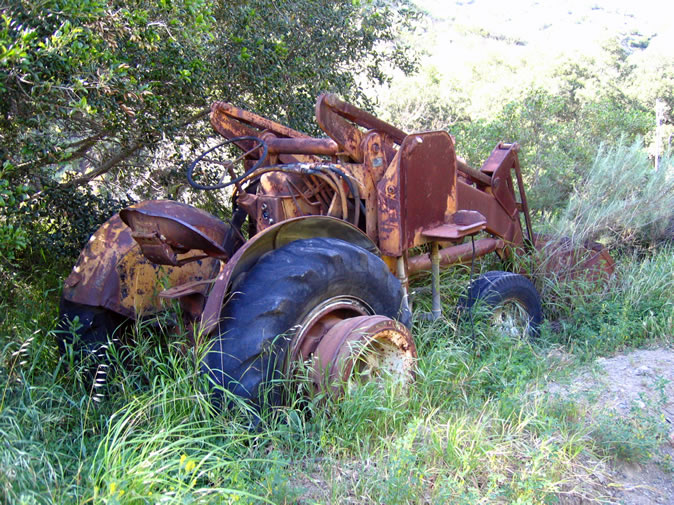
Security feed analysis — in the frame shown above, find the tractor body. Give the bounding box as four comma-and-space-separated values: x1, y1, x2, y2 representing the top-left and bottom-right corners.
60, 94, 613, 403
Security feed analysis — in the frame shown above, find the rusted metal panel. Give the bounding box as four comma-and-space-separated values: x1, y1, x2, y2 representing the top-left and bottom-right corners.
315, 93, 409, 164
510, 145, 535, 246
456, 179, 523, 245
322, 94, 407, 144
63, 213, 136, 311
400, 132, 458, 249
421, 210, 487, 240
377, 132, 459, 256
255, 195, 285, 231
480, 143, 510, 174
360, 131, 388, 241
315, 94, 364, 162
535, 235, 616, 281
63, 204, 221, 319
256, 171, 329, 229
377, 150, 404, 256
360, 131, 388, 182
120, 200, 235, 264
483, 144, 519, 218
114, 247, 219, 318
211, 101, 309, 140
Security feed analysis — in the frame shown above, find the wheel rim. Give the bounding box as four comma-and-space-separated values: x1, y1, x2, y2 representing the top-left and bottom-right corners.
287, 296, 373, 368
491, 299, 533, 338
348, 328, 413, 389
310, 315, 417, 397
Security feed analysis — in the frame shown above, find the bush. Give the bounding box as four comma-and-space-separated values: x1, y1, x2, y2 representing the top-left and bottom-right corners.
1, 180, 133, 268
550, 140, 674, 248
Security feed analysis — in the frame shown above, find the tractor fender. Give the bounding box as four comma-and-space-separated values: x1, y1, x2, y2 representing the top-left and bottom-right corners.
119, 200, 238, 264
198, 215, 378, 336
62, 200, 222, 319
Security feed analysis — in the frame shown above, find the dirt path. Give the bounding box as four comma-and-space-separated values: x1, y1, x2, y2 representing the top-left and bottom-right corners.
547, 349, 674, 504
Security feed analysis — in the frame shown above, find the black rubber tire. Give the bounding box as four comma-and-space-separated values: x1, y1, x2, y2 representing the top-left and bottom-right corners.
462, 271, 543, 338
203, 237, 411, 408
56, 298, 128, 356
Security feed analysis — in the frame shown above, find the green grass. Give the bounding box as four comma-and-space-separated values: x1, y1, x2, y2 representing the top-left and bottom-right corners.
1, 241, 672, 504
2, 136, 674, 504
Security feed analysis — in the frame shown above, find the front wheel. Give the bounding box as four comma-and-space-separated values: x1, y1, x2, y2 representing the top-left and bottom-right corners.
56, 298, 128, 356
202, 237, 413, 408
462, 271, 543, 338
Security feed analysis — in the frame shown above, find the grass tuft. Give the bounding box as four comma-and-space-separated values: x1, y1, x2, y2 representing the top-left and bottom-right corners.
551, 140, 674, 248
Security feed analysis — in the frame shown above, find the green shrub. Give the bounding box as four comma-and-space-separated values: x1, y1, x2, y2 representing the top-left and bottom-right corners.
551, 140, 674, 248
2, 180, 133, 269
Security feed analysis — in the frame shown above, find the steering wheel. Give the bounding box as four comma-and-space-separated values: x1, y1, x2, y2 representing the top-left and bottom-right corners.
187, 136, 268, 190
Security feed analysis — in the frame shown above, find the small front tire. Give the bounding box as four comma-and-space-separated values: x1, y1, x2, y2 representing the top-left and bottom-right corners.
463, 271, 543, 338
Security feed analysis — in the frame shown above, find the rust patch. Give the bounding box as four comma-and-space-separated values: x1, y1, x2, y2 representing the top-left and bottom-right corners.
377, 149, 404, 256
120, 200, 235, 263
311, 315, 417, 397
63, 204, 221, 319
534, 235, 616, 281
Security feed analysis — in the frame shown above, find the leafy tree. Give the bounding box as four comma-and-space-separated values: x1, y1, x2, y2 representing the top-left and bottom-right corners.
0, 0, 418, 264
453, 86, 654, 217
1, 0, 417, 186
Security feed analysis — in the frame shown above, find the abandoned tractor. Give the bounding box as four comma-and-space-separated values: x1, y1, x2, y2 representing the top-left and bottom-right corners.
58, 93, 613, 407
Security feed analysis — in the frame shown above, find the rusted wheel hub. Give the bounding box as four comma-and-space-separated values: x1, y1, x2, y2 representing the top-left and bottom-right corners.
310, 315, 417, 396
491, 299, 534, 338
288, 296, 373, 367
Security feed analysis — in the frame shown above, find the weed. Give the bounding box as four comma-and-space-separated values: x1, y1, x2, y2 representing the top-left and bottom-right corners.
549, 140, 674, 249
0, 160, 672, 504
590, 401, 668, 463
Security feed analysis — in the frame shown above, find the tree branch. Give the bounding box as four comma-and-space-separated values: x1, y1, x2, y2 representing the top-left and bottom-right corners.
15, 131, 109, 174
65, 141, 144, 187
63, 107, 210, 188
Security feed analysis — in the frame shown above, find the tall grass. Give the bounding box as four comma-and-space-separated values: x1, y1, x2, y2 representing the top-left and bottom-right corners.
551, 140, 673, 247
1, 139, 673, 504
1, 257, 672, 504
0, 265, 614, 504
549, 245, 674, 357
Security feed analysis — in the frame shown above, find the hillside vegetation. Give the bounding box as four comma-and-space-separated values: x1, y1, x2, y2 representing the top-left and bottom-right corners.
1, 1, 673, 504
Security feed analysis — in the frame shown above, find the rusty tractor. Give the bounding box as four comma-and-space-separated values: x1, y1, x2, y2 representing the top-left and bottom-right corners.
58, 94, 614, 407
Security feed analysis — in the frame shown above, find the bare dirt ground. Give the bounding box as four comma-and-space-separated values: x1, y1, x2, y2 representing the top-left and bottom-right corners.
547, 349, 674, 505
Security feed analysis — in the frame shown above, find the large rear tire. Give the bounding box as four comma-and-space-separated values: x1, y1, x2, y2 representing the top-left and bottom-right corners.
202, 237, 411, 408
